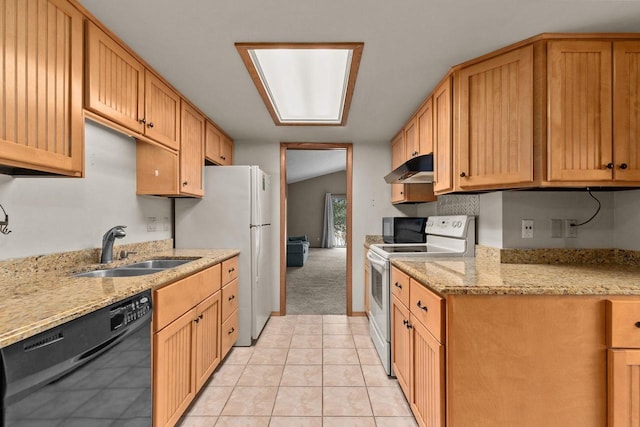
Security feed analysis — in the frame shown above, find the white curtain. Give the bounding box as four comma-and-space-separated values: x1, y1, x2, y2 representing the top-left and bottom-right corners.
321, 192, 335, 248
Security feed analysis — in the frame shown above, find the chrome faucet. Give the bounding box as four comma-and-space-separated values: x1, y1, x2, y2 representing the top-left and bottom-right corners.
100, 225, 127, 264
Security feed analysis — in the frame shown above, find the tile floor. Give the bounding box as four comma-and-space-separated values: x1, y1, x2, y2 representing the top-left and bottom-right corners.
179, 315, 418, 427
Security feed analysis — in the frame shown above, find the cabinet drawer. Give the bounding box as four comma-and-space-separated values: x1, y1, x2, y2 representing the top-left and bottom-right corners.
222, 278, 239, 321
154, 272, 202, 332
221, 309, 238, 357
607, 300, 640, 348
222, 256, 239, 285
391, 267, 410, 307
199, 264, 222, 301
410, 279, 445, 343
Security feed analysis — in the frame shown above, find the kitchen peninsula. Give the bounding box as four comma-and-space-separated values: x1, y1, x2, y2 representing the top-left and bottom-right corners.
390, 249, 640, 427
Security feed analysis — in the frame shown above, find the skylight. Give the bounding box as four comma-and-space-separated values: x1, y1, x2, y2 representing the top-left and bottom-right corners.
236, 43, 364, 126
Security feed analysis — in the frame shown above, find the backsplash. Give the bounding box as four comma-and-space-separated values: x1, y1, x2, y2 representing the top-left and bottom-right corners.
436, 194, 480, 215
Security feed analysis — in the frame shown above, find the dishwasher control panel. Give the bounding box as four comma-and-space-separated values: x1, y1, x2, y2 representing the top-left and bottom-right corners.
109, 291, 152, 332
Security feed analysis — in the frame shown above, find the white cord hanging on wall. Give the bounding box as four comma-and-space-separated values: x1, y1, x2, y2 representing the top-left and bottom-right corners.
0, 204, 11, 235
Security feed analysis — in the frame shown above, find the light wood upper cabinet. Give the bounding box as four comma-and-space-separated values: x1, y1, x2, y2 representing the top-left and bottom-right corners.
85, 21, 145, 133
456, 45, 534, 190
0, 0, 84, 176
417, 98, 434, 157
180, 101, 205, 197
433, 76, 453, 194
405, 117, 420, 159
391, 130, 405, 169
136, 142, 179, 196
548, 41, 613, 182
613, 41, 640, 182
390, 129, 436, 204
205, 121, 234, 166
144, 70, 181, 151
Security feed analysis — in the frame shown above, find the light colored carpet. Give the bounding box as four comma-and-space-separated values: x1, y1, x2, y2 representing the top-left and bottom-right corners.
286, 247, 346, 315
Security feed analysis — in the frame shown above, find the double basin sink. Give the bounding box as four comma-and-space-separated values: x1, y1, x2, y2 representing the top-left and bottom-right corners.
74, 259, 195, 278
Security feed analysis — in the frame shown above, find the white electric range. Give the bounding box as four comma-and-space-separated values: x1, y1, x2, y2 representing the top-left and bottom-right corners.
367, 215, 476, 375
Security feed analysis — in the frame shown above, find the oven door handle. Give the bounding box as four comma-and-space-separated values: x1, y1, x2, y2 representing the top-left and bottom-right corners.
367, 251, 388, 270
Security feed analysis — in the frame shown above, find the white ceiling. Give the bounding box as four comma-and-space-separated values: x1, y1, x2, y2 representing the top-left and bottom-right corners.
77, 0, 640, 146
286, 150, 346, 184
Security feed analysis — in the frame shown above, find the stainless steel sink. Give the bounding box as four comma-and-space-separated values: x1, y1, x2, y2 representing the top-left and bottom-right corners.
124, 259, 194, 269
74, 268, 164, 278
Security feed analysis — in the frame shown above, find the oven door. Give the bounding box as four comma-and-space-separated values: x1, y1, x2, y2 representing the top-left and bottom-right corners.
367, 249, 391, 374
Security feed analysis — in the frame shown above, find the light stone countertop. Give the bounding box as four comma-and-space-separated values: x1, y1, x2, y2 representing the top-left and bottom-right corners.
392, 257, 640, 296
0, 248, 239, 348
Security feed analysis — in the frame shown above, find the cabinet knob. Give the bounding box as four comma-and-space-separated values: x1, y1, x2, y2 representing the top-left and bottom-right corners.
198, 314, 204, 320
183, 181, 188, 187
620, 163, 629, 170
416, 300, 428, 312
228, 327, 235, 335
139, 118, 146, 124
221, 156, 226, 160
394, 282, 402, 289
147, 122, 154, 128
606, 163, 614, 169
194, 318, 200, 324
228, 295, 235, 301
635, 321, 640, 328
402, 319, 409, 326
460, 172, 466, 178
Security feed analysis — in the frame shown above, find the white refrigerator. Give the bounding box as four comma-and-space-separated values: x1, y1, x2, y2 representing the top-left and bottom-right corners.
175, 166, 272, 346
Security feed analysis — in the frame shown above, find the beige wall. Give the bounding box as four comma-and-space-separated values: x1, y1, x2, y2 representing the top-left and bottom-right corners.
287, 171, 347, 247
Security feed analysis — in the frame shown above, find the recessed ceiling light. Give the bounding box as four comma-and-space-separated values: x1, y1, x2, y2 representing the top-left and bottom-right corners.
236, 43, 364, 126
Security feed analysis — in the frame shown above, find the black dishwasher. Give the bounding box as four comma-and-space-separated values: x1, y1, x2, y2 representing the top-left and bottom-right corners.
0, 290, 152, 427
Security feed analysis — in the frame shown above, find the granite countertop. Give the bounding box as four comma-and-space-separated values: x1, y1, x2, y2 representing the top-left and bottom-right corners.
0, 248, 239, 348
392, 257, 640, 296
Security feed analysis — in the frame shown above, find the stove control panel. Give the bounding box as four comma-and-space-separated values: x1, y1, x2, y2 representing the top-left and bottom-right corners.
425, 215, 474, 238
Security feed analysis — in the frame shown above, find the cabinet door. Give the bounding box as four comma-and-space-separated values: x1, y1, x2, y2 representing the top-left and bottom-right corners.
391, 295, 411, 396
457, 45, 534, 189
433, 77, 453, 194
180, 101, 204, 197
153, 308, 197, 427
144, 70, 181, 150
405, 117, 419, 159
136, 141, 179, 196
205, 120, 222, 164
417, 98, 434, 156
609, 349, 640, 427
0, 0, 83, 176
548, 41, 613, 182
220, 136, 234, 165
613, 41, 640, 182
391, 130, 406, 169
391, 184, 406, 203
195, 292, 221, 391
411, 315, 445, 427
85, 22, 145, 133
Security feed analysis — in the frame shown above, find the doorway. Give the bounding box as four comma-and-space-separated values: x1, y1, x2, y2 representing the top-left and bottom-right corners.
279, 143, 353, 316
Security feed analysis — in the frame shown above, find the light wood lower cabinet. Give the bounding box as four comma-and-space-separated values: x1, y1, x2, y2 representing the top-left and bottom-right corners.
391, 295, 411, 395
220, 256, 239, 358
153, 259, 238, 427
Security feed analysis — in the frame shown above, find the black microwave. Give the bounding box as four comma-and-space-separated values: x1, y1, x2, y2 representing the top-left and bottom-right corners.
382, 217, 428, 243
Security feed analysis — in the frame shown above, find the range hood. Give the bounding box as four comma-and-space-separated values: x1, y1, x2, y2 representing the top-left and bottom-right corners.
384, 153, 434, 184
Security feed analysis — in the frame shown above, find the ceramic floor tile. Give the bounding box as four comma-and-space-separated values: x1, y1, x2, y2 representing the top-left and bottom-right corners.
353, 335, 374, 349
322, 334, 355, 349
348, 316, 369, 325
290, 334, 323, 349
361, 364, 398, 387
272, 386, 323, 416
322, 386, 373, 416
322, 323, 352, 335
255, 333, 292, 348
214, 416, 270, 426
367, 386, 413, 417
286, 348, 323, 365
374, 416, 419, 427
177, 416, 217, 427
224, 347, 254, 365
280, 364, 323, 386
187, 386, 233, 416
261, 324, 295, 336
323, 348, 359, 365
236, 364, 284, 386
357, 348, 382, 365
294, 324, 323, 335
322, 365, 365, 387
322, 416, 376, 427
322, 315, 349, 324
221, 386, 278, 416
269, 416, 322, 427
349, 324, 370, 336
209, 363, 245, 386
296, 315, 323, 325
247, 348, 289, 365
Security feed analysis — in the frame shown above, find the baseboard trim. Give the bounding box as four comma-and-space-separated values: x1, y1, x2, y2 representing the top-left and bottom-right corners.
271, 311, 281, 316
350, 311, 367, 317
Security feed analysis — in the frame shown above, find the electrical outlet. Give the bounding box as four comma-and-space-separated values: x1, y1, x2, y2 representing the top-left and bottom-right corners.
551, 219, 563, 238
147, 217, 157, 232
521, 219, 534, 239
564, 219, 578, 238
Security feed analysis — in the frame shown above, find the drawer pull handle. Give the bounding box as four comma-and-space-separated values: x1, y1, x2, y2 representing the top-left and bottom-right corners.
228, 295, 235, 301
635, 321, 640, 328
228, 327, 235, 335
228, 267, 235, 273
416, 300, 428, 312
394, 282, 402, 289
